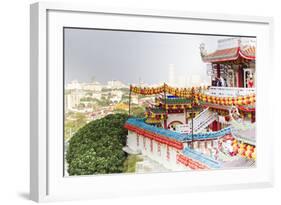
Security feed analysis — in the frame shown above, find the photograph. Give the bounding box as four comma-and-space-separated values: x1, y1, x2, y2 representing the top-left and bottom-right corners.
63, 28, 256, 176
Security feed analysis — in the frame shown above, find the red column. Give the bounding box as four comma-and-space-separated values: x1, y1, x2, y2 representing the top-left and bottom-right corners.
251, 112, 255, 123
212, 121, 218, 131
238, 65, 244, 88
217, 115, 220, 131
217, 64, 221, 78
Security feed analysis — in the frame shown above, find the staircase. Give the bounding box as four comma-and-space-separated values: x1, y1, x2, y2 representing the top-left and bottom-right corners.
188, 108, 218, 133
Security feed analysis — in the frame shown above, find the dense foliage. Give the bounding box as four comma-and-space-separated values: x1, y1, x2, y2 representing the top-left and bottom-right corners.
66, 113, 129, 175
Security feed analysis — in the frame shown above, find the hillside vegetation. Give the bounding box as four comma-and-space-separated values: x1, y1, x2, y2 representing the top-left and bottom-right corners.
66, 113, 129, 175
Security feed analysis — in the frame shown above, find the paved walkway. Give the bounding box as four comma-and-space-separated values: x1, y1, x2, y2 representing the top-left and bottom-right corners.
135, 156, 170, 173
217, 151, 255, 168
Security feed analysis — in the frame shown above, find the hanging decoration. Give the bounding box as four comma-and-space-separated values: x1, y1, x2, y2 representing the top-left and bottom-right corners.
195, 93, 256, 106
130, 84, 208, 98
130, 84, 255, 106
231, 139, 256, 160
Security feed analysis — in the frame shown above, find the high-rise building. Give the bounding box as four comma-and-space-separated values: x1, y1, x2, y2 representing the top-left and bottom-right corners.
107, 80, 127, 89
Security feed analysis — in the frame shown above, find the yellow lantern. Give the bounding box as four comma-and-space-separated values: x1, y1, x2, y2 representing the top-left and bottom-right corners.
237, 99, 242, 105
246, 145, 252, 150
249, 97, 254, 104
245, 149, 252, 159
238, 144, 245, 156
252, 148, 256, 160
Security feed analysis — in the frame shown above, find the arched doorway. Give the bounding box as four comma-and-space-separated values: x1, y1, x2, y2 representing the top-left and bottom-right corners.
168, 121, 183, 131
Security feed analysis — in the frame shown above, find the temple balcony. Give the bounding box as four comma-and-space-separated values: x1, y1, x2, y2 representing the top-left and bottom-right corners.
204, 86, 255, 97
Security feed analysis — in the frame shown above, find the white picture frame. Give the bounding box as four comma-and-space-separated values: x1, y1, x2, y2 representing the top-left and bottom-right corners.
30, 2, 274, 202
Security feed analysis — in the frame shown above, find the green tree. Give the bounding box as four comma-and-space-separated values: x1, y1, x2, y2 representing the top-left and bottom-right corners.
66, 113, 129, 175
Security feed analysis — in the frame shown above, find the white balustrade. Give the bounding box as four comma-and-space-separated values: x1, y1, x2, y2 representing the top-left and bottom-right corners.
205, 86, 255, 97
186, 108, 218, 133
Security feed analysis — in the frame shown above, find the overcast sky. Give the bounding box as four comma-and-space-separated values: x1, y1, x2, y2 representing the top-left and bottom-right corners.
64, 28, 252, 86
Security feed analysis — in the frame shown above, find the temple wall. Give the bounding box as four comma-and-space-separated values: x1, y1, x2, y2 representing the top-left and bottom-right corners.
189, 140, 218, 158
166, 113, 186, 128
126, 131, 187, 171
127, 131, 138, 151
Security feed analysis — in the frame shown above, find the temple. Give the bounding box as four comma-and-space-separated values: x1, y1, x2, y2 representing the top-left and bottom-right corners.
200, 37, 255, 88
123, 37, 256, 172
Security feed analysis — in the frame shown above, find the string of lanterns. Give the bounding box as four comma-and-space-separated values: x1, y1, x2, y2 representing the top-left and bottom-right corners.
130, 84, 255, 106
130, 84, 208, 97
130, 85, 165, 95
231, 139, 256, 160
195, 93, 255, 106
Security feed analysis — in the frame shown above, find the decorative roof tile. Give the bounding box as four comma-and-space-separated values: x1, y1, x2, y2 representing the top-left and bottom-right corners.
160, 98, 192, 104
202, 46, 255, 63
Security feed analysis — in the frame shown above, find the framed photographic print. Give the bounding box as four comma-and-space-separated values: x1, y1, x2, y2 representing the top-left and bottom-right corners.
30, 2, 274, 202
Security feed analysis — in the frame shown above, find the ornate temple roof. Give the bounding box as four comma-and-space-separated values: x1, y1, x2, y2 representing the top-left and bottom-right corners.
159, 97, 192, 104
201, 46, 256, 63
148, 107, 166, 114
238, 105, 255, 112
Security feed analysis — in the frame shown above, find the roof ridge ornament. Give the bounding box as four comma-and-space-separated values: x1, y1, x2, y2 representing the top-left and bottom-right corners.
238, 38, 242, 48
199, 43, 207, 57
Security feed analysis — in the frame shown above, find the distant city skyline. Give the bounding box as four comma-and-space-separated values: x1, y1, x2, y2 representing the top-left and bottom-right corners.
64, 28, 254, 86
